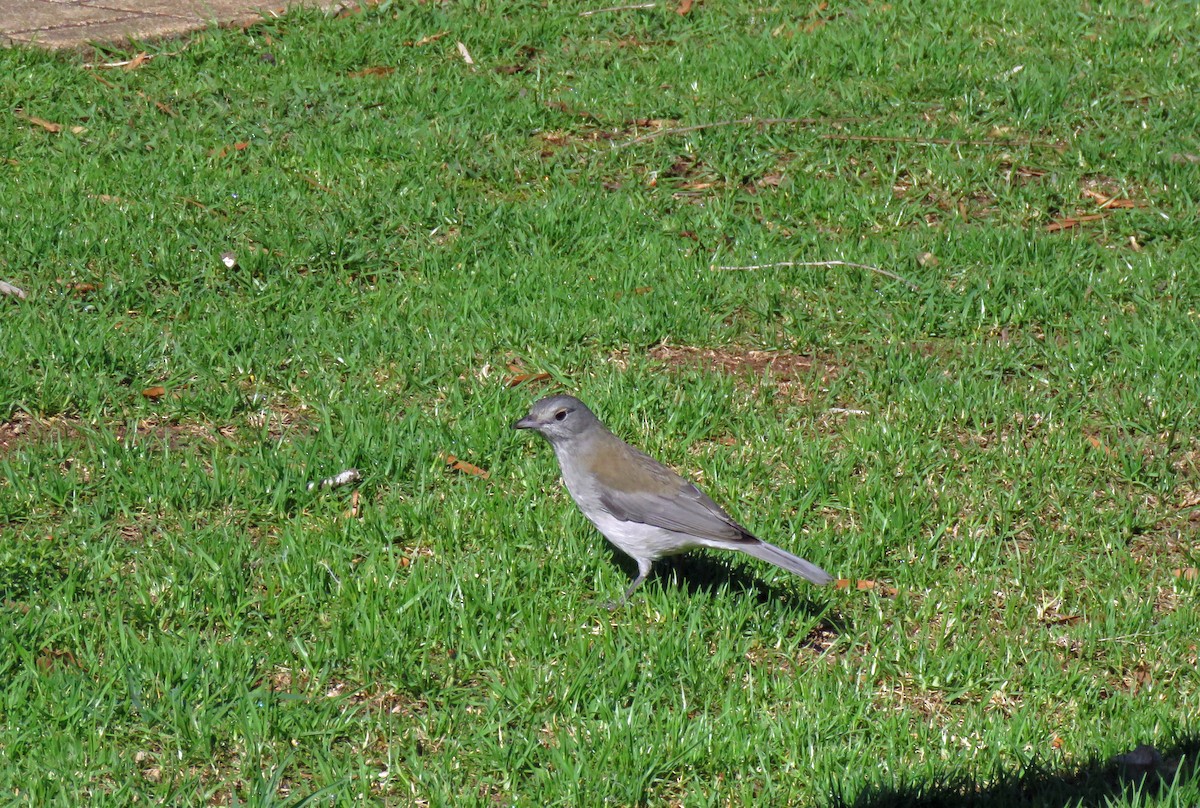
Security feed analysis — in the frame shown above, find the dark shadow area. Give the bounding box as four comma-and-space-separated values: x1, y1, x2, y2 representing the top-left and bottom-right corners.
830, 734, 1199, 808
602, 543, 841, 626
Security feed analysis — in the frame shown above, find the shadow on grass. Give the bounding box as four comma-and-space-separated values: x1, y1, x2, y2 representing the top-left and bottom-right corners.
830, 735, 1199, 808
605, 544, 838, 619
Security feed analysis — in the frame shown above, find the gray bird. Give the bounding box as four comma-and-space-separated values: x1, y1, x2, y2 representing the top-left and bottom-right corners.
513, 395, 834, 607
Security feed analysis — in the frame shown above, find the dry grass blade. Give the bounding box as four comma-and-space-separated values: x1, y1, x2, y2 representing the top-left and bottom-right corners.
1045, 213, 1109, 232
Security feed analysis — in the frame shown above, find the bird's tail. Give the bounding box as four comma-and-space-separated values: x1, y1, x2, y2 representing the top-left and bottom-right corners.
740, 540, 834, 585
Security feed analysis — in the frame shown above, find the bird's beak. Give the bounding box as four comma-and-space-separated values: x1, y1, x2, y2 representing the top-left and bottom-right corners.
512, 415, 536, 430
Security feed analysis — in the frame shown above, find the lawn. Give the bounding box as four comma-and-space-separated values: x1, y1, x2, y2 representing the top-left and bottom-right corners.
2, 0, 1199, 804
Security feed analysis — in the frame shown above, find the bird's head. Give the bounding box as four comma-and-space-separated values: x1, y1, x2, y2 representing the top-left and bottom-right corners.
512, 395, 602, 445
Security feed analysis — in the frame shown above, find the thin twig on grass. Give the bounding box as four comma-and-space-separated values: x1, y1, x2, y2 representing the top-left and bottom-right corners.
828, 408, 870, 415
82, 45, 188, 70
819, 133, 1055, 149
712, 260, 921, 292
612, 115, 1057, 150
579, 3, 657, 15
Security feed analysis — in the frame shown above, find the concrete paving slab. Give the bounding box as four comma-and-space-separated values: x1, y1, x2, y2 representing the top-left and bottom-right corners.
2, 0, 338, 50
1, 0, 138, 33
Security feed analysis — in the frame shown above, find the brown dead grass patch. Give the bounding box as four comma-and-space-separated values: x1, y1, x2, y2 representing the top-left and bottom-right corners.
0, 412, 80, 457
647, 344, 839, 404
1, 404, 312, 462
875, 678, 952, 718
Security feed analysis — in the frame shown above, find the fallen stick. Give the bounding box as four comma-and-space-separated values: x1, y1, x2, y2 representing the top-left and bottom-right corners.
612, 115, 1055, 150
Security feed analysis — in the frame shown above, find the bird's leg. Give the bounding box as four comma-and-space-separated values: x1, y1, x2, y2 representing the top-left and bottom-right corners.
605, 558, 653, 610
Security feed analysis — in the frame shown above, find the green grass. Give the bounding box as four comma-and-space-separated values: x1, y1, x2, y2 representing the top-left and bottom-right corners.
2, 0, 1199, 804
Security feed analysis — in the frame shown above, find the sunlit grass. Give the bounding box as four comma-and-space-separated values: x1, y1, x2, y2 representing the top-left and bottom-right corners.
1, 0, 1198, 804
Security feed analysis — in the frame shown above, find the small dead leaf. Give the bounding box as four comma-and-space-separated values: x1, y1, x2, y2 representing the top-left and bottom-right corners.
1085, 433, 1115, 457
17, 112, 62, 133
506, 371, 552, 388
342, 489, 361, 519
614, 286, 653, 300
1051, 735, 1064, 749
70, 125, 87, 135
504, 358, 552, 388
676, 0, 694, 14
757, 172, 785, 187
89, 193, 128, 204
407, 31, 450, 47
456, 41, 476, 67
399, 556, 411, 567
37, 648, 81, 674
142, 386, 167, 400
1172, 568, 1199, 581
349, 66, 395, 78
444, 453, 489, 479
1169, 153, 1200, 164
221, 251, 238, 269
124, 52, 150, 70
916, 251, 939, 267
212, 142, 250, 158
834, 579, 898, 596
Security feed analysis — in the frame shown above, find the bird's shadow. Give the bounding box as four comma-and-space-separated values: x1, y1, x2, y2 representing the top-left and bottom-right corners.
603, 544, 842, 627
830, 734, 1199, 807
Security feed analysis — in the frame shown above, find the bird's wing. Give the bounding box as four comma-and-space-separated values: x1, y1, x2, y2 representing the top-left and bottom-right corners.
596, 450, 757, 544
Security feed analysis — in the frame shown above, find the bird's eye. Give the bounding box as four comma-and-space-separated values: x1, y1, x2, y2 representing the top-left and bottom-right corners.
554, 409, 567, 421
